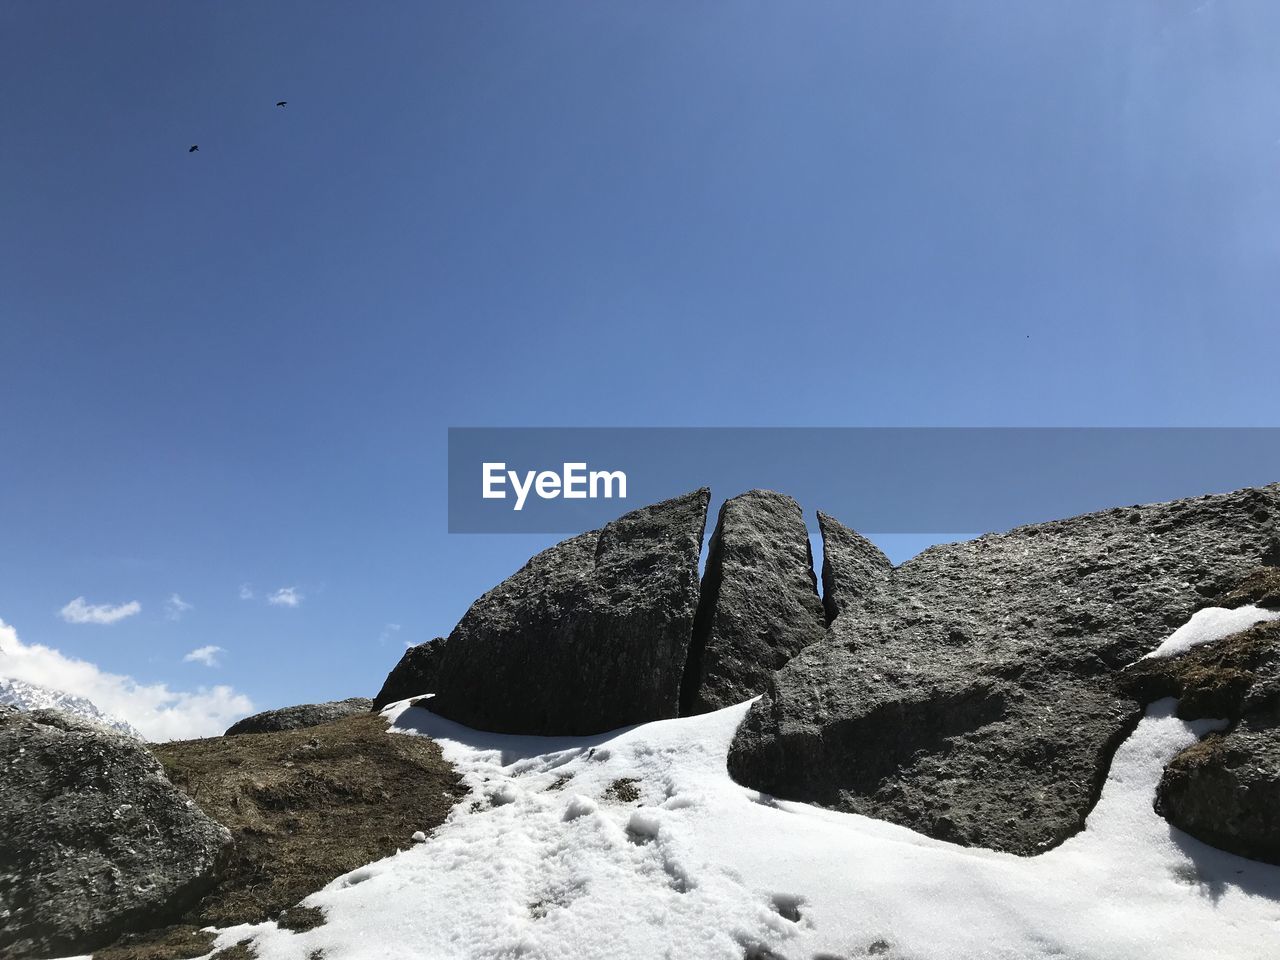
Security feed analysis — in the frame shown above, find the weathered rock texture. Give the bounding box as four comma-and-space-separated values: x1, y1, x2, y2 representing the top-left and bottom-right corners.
1124, 593, 1280, 864
1121, 618, 1280, 723
680, 491, 826, 714
1211, 566, 1280, 611
0, 707, 231, 959
1156, 718, 1280, 865
373, 638, 449, 709
728, 484, 1280, 855
225, 697, 374, 736
816, 510, 893, 624
423, 489, 710, 735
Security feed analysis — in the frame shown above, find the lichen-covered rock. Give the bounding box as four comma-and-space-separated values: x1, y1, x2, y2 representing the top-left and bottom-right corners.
0, 706, 231, 959
1157, 718, 1280, 865
224, 697, 374, 736
1212, 566, 1280, 611
1120, 591, 1280, 864
729, 483, 1280, 855
422, 489, 710, 735
372, 638, 449, 709
680, 491, 825, 714
1121, 618, 1280, 721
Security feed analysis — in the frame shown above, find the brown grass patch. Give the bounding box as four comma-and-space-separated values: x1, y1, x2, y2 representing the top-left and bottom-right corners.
95, 713, 465, 958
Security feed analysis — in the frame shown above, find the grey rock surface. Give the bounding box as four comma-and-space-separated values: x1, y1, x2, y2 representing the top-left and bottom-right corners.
1212, 566, 1280, 611
680, 490, 826, 714
224, 698, 374, 736
372, 638, 449, 709
728, 483, 1280, 855
1121, 617, 1280, 722
0, 706, 231, 959
1156, 716, 1280, 866
816, 510, 893, 624
1123, 610, 1280, 864
424, 489, 710, 735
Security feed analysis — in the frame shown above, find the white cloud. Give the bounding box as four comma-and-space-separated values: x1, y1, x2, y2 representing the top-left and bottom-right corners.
239, 583, 254, 600
267, 586, 302, 608
0, 616, 252, 741
379, 623, 402, 644
60, 596, 141, 625
166, 593, 194, 621
184, 644, 224, 667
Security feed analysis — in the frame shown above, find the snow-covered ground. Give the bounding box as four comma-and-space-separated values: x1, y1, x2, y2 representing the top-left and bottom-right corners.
191, 612, 1280, 960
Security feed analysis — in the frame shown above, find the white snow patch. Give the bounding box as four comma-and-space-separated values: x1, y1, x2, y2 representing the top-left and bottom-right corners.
190, 686, 1280, 960
1141, 604, 1280, 659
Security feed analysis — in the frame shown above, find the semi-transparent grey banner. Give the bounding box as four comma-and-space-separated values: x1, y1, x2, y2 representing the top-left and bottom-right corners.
447, 428, 1280, 534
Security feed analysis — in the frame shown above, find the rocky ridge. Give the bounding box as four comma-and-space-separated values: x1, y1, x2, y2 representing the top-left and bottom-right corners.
727, 484, 1280, 854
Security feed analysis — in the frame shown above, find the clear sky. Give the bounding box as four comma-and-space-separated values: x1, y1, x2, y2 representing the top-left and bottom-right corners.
2, 1, 1278, 737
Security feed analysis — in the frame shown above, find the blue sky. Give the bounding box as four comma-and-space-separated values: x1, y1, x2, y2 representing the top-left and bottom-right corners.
2, 2, 1278, 736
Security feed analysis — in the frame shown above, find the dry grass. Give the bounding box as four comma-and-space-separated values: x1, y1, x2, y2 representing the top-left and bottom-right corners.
95, 713, 465, 958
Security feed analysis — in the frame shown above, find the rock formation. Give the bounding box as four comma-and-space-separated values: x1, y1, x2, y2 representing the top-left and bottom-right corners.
372, 638, 449, 709
1124, 572, 1280, 864
1156, 717, 1280, 865
728, 484, 1280, 855
423, 489, 710, 735
816, 510, 893, 624
224, 697, 374, 736
0, 707, 231, 959
680, 490, 826, 714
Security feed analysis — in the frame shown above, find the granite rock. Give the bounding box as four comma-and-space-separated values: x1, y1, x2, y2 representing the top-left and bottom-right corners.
422, 489, 710, 735
372, 639, 450, 709
728, 484, 1280, 854
680, 490, 826, 714
0, 707, 231, 959
224, 698, 374, 736
1157, 717, 1280, 865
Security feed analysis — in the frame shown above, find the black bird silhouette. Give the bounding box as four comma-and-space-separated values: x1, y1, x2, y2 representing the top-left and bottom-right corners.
188, 144, 199, 153
276, 101, 287, 107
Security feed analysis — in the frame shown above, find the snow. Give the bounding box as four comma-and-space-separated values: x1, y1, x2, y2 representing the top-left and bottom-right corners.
191, 608, 1280, 960
1140, 604, 1280, 659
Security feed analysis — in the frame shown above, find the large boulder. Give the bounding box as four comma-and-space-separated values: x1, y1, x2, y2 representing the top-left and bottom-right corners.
679, 491, 826, 713
1156, 718, 1280, 865
0, 707, 231, 959
728, 483, 1280, 855
372, 638, 449, 709
224, 697, 374, 736
422, 489, 710, 735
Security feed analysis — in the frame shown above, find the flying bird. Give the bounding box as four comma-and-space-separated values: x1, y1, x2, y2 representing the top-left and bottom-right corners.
188, 144, 199, 153
276, 101, 287, 107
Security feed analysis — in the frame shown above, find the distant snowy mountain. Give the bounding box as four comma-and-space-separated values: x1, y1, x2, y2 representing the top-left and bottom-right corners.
0, 676, 143, 739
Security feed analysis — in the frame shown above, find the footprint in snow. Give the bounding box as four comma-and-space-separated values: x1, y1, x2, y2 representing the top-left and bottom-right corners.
769, 893, 805, 923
